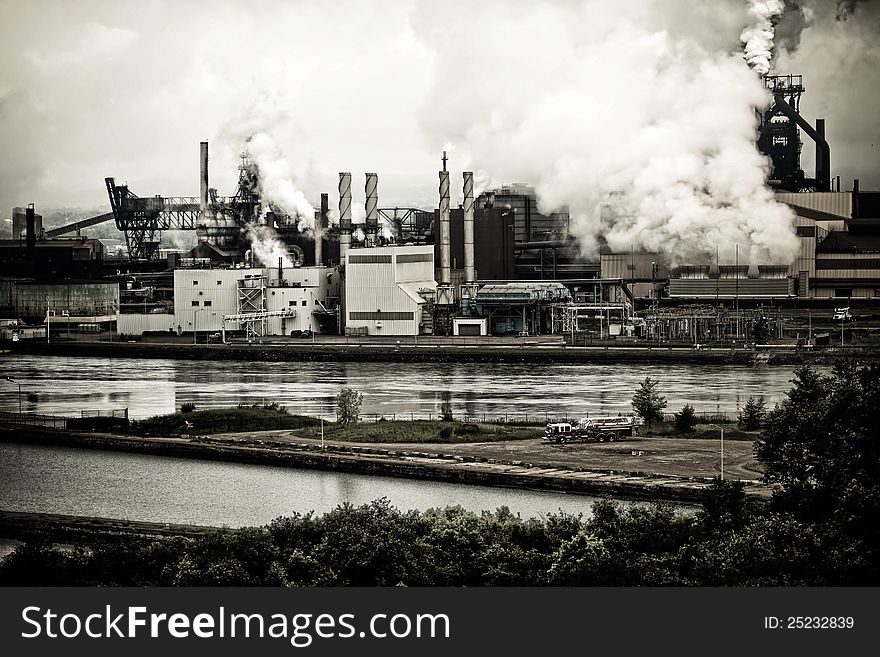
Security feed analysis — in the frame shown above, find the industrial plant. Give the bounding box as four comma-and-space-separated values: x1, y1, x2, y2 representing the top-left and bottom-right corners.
1, 73, 879, 346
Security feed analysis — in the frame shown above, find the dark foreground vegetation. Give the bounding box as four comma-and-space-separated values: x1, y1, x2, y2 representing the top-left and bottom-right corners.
2, 362, 878, 586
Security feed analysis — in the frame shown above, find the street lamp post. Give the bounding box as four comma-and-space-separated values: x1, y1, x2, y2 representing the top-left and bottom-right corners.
708, 423, 725, 480
5, 376, 21, 414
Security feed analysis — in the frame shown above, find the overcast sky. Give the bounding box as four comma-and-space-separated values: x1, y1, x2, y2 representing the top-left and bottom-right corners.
1, 0, 878, 224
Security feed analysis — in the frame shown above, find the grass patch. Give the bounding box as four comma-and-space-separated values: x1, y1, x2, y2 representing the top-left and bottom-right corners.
130, 404, 320, 436
296, 419, 543, 443
643, 421, 759, 441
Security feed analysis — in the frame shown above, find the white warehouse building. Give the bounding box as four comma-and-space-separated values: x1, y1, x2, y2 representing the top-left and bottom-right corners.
118, 266, 340, 337
344, 244, 436, 336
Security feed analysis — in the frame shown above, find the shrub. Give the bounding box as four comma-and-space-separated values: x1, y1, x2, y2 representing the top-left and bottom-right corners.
673, 404, 697, 433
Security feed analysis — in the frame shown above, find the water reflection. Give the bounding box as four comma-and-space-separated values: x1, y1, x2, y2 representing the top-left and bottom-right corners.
1, 354, 806, 421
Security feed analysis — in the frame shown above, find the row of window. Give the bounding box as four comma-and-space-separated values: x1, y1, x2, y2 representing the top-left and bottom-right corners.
192, 280, 225, 286
349, 311, 414, 321
191, 299, 310, 307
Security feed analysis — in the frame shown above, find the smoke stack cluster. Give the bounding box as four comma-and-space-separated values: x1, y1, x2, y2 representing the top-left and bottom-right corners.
200, 141, 209, 213
338, 172, 352, 263
439, 170, 451, 286
317, 193, 328, 266
365, 173, 378, 247
463, 171, 475, 285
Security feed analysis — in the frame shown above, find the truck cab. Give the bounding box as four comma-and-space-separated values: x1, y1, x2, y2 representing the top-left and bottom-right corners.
544, 422, 573, 443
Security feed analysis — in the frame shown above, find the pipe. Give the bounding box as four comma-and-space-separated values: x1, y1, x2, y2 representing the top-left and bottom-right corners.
200, 141, 209, 212
26, 204, 36, 252
463, 171, 475, 284
815, 119, 830, 192
772, 96, 830, 192
316, 193, 328, 267
439, 171, 451, 286
279, 256, 283, 282
514, 240, 568, 251
365, 173, 378, 247
338, 172, 352, 263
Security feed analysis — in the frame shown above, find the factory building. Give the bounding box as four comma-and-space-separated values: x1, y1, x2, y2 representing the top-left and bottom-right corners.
475, 184, 569, 242
118, 265, 340, 337
0, 279, 119, 325
344, 244, 436, 336
431, 206, 516, 281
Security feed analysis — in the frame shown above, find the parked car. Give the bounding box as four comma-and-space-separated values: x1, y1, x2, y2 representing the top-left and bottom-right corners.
207, 332, 222, 343
832, 308, 853, 322
290, 329, 314, 338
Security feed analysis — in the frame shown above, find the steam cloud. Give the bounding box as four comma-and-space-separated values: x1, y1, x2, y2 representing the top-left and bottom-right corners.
414, 0, 800, 265
741, 1, 785, 75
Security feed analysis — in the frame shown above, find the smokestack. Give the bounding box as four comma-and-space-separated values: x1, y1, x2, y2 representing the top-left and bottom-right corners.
279, 256, 283, 282
316, 193, 328, 267
365, 173, 378, 247
815, 119, 830, 192
200, 141, 209, 212
439, 171, 451, 286
26, 203, 36, 252
339, 172, 352, 263
463, 172, 475, 285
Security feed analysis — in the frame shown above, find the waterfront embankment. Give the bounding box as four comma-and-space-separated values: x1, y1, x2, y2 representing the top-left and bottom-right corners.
0, 424, 769, 505
8, 338, 875, 365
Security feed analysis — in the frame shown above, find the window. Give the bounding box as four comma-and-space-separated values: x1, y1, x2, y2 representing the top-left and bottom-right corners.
289, 300, 296, 307
302, 299, 308, 306
193, 280, 199, 285
204, 300, 212, 307
191, 300, 199, 306
217, 280, 222, 286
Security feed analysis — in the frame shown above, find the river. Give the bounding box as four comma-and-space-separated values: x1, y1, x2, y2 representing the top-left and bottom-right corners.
0, 442, 618, 526
0, 354, 803, 420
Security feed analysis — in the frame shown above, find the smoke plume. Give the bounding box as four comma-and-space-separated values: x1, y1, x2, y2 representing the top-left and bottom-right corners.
414, 0, 799, 265
246, 132, 316, 231
244, 222, 293, 268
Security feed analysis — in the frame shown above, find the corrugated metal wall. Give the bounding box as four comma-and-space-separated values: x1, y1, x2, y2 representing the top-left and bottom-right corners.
345, 245, 433, 335
776, 191, 852, 219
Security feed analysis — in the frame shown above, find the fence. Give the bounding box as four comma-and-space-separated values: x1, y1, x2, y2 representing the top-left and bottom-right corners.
0, 408, 129, 431
0, 411, 69, 429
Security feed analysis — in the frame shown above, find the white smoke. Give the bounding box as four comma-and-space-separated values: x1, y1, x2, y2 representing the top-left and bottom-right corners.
741, 0, 786, 75
413, 0, 799, 266
244, 222, 293, 268
246, 132, 316, 231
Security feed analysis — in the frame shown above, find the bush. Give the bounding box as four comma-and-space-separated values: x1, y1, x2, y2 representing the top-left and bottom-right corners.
181, 403, 196, 414
673, 404, 697, 433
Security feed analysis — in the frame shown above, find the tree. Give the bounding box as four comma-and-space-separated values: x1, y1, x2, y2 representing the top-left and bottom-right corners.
738, 395, 766, 430
754, 363, 880, 561
673, 404, 697, 433
632, 377, 667, 429
336, 388, 363, 426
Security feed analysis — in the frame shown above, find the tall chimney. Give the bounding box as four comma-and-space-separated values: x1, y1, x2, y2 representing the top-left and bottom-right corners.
463, 172, 475, 285
26, 203, 36, 252
279, 256, 283, 282
815, 119, 830, 192
339, 172, 352, 263
200, 141, 209, 212
365, 173, 378, 247
316, 193, 328, 267
439, 171, 451, 286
